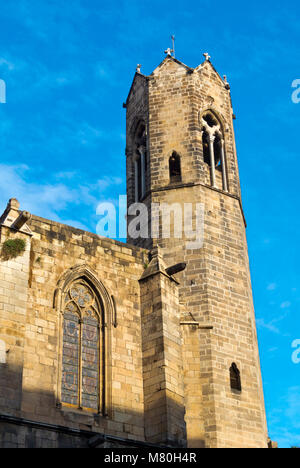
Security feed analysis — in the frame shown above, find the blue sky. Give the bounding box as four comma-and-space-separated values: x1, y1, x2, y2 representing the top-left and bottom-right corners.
0, 0, 299, 447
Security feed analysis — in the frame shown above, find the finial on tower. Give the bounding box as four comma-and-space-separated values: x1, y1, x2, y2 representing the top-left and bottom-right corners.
203, 52, 211, 61
164, 35, 176, 58
223, 75, 231, 90
136, 64, 142, 73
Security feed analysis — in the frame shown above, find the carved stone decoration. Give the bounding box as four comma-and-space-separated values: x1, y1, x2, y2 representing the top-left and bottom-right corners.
0, 340, 6, 364
202, 96, 215, 108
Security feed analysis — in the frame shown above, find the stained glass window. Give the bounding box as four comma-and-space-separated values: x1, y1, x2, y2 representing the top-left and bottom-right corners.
82, 309, 99, 410
61, 281, 101, 412
62, 303, 79, 406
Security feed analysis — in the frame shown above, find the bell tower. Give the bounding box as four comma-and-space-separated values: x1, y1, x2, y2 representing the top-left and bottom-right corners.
125, 54, 268, 448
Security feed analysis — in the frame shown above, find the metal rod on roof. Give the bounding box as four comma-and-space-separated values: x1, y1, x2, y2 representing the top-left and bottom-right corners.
171, 35, 175, 58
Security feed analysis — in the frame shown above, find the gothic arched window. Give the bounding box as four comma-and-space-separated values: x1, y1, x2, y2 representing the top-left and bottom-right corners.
61, 280, 103, 412
169, 152, 182, 183
230, 363, 242, 392
201, 111, 228, 191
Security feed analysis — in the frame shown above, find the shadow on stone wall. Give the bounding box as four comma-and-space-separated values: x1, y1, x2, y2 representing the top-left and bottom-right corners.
0, 362, 194, 448
0, 361, 23, 413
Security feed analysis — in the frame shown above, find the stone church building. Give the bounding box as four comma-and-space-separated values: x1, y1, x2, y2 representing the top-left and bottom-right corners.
0, 54, 269, 448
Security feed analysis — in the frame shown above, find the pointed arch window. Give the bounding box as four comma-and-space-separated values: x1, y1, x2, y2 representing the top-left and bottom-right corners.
61, 280, 103, 412
230, 363, 242, 392
169, 152, 182, 183
201, 111, 228, 192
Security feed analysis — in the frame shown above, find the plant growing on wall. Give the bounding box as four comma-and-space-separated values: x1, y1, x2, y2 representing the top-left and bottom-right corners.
2, 238, 26, 260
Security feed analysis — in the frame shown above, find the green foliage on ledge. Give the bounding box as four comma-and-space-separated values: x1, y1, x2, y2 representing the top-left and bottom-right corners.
2, 238, 26, 259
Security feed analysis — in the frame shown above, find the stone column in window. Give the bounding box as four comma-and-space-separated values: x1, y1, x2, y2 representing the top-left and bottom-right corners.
208, 134, 216, 188
78, 318, 83, 410
134, 159, 139, 203
220, 139, 228, 192
138, 145, 146, 199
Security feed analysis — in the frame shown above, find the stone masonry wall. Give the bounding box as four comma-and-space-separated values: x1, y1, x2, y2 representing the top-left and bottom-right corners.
0, 226, 31, 417
0, 212, 149, 447
139, 249, 186, 446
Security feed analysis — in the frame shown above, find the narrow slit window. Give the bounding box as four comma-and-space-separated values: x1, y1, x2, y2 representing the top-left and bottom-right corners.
169, 152, 182, 183
230, 363, 242, 392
